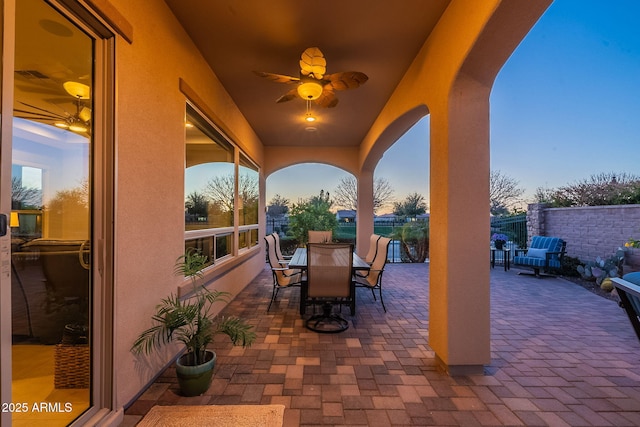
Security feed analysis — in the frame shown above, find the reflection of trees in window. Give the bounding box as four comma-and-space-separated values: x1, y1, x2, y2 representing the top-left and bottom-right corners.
202, 173, 258, 226
12, 176, 42, 209
185, 191, 208, 220
46, 179, 90, 239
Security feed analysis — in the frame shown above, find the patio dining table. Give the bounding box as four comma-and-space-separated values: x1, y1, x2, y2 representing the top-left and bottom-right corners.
288, 246, 370, 315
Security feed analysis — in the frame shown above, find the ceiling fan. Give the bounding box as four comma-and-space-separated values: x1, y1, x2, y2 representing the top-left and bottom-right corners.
14, 81, 92, 135
254, 47, 368, 108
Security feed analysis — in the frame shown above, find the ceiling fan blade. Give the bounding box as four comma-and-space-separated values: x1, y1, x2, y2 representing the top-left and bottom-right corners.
300, 47, 326, 80
14, 109, 65, 120
18, 101, 66, 116
276, 88, 298, 103
314, 87, 338, 108
325, 72, 368, 91
253, 71, 299, 84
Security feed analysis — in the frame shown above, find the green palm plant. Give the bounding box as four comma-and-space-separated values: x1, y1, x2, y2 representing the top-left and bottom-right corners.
132, 248, 255, 366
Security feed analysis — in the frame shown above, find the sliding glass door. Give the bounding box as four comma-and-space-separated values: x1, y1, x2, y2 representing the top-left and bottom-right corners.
1, 0, 112, 424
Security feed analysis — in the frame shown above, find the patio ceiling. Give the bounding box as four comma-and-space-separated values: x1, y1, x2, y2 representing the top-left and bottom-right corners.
164, 0, 451, 147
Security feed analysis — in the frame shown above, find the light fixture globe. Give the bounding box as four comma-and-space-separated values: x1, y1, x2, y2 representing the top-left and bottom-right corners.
63, 81, 91, 99
297, 80, 323, 100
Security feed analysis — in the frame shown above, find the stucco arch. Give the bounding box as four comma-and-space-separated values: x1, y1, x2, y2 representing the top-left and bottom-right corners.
360, 104, 430, 175
263, 145, 359, 178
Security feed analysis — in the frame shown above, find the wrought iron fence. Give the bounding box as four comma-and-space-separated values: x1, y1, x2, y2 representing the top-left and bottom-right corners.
267, 217, 428, 263
490, 214, 527, 249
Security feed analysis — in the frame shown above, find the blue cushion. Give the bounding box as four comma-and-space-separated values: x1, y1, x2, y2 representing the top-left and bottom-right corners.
623, 272, 640, 286
527, 248, 548, 259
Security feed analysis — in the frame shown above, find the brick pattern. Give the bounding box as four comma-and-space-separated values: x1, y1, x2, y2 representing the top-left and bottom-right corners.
528, 203, 640, 262
122, 264, 640, 426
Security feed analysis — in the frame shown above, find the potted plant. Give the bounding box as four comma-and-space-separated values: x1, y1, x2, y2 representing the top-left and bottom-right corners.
131, 248, 256, 396
491, 233, 509, 250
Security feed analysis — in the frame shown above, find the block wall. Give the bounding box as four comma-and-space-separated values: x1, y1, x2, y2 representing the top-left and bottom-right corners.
527, 203, 640, 261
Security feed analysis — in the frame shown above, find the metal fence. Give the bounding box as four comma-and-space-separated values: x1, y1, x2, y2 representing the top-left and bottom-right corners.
490, 214, 527, 249
266, 217, 427, 263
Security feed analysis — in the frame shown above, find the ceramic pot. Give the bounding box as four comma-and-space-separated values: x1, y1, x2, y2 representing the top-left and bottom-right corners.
175, 350, 216, 396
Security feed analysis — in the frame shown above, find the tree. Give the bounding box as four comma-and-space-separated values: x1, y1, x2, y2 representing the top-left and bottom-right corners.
534, 172, 640, 207
267, 194, 289, 217
393, 192, 427, 218
203, 173, 258, 213
12, 176, 42, 209
288, 190, 338, 244
333, 176, 394, 213
490, 170, 525, 215
185, 191, 208, 218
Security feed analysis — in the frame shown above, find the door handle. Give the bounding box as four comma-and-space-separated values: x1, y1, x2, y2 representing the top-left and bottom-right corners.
0, 214, 6, 237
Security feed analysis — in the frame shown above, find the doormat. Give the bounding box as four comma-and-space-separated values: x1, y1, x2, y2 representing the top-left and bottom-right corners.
137, 404, 285, 427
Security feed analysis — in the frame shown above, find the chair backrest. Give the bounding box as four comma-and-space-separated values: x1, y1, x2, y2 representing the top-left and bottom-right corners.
529, 236, 566, 263
530, 236, 563, 252
367, 236, 391, 285
264, 234, 279, 269
306, 243, 353, 298
365, 234, 381, 264
308, 230, 332, 243
272, 232, 286, 261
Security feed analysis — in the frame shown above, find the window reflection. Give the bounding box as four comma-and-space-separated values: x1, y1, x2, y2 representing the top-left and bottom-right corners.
11, 0, 93, 422
185, 106, 234, 230
239, 154, 259, 226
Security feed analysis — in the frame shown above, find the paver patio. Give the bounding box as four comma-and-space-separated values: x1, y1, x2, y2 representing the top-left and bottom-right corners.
122, 263, 640, 426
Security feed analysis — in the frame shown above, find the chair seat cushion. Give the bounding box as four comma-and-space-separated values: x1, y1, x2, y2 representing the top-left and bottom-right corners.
512, 256, 562, 269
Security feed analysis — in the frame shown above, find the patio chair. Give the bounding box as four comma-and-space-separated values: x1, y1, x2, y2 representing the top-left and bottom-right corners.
303, 243, 354, 333
271, 232, 291, 265
354, 236, 391, 311
612, 273, 640, 342
512, 236, 566, 278
364, 233, 381, 264
308, 230, 332, 243
264, 234, 303, 311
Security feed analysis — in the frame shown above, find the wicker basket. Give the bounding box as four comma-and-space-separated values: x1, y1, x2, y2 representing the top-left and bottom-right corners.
54, 344, 90, 389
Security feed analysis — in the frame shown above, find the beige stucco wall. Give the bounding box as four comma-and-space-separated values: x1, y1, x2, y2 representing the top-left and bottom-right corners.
110, 0, 266, 409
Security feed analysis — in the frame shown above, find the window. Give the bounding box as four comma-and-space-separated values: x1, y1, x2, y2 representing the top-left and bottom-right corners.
184, 104, 259, 263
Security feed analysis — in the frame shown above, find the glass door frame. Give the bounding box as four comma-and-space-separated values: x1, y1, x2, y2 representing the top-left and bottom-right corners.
0, 0, 115, 424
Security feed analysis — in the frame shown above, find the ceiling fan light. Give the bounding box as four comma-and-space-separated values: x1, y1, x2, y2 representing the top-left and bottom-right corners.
297, 81, 323, 100
55, 122, 69, 129
69, 124, 87, 133
305, 113, 316, 122
63, 81, 91, 99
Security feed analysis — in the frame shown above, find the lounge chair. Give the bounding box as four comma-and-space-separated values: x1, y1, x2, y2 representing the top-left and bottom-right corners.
512, 236, 566, 278
612, 273, 640, 342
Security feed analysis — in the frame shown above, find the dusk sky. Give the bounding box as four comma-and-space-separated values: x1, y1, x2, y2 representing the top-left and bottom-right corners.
266, 1, 640, 213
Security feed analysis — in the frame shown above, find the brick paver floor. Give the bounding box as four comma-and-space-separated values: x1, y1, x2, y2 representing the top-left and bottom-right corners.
122, 263, 640, 426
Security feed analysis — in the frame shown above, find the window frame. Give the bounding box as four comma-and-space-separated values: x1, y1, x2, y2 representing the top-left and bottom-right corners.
184, 102, 260, 268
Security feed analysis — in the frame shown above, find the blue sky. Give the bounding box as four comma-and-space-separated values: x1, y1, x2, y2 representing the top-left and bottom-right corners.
266, 1, 640, 212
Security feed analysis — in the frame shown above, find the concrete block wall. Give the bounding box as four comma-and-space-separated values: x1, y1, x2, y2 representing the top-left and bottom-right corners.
527, 203, 640, 262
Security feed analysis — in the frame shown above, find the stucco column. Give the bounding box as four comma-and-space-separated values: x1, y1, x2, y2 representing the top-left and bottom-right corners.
428, 74, 491, 375
356, 170, 374, 257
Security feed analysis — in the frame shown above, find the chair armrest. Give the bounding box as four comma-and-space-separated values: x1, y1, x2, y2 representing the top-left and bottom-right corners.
514, 248, 527, 256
